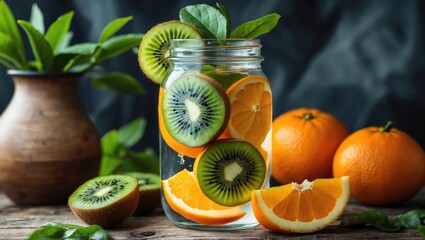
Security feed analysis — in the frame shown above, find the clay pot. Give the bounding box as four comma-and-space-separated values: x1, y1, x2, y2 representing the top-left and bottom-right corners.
0, 70, 101, 205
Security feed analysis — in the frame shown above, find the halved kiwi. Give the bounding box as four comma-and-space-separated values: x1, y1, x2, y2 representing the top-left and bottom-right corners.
138, 20, 202, 84
124, 172, 161, 215
162, 74, 230, 148
194, 139, 266, 207
68, 175, 139, 229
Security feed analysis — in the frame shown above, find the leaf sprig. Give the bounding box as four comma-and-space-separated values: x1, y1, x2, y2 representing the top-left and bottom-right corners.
28, 222, 112, 240
179, 3, 281, 39
0, 0, 144, 94
340, 210, 425, 237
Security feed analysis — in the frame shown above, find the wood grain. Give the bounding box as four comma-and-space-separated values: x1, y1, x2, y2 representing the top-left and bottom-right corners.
0, 188, 423, 239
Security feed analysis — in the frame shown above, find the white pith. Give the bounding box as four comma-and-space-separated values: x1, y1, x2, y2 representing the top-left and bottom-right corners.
224, 162, 243, 181
94, 186, 112, 197
185, 99, 201, 121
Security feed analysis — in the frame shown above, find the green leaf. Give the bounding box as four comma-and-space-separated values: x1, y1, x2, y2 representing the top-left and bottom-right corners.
45, 11, 74, 53
179, 4, 227, 39
118, 118, 147, 148
0, 56, 15, 69
0, 0, 26, 69
30, 3, 44, 34
101, 129, 121, 155
99, 129, 124, 176
59, 43, 100, 72
230, 13, 281, 38
122, 149, 159, 174
92, 72, 144, 95
55, 31, 73, 53
200, 65, 247, 90
99, 155, 122, 176
216, 3, 231, 37
0, 32, 25, 69
28, 222, 112, 240
339, 210, 400, 232
59, 42, 98, 55
392, 210, 425, 229
97, 33, 144, 62
98, 16, 133, 43
51, 53, 79, 72
18, 20, 54, 71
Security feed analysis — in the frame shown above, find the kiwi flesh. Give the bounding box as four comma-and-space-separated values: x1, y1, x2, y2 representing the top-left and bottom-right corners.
162, 73, 230, 147
194, 139, 266, 207
68, 175, 139, 229
138, 21, 202, 84
124, 172, 161, 215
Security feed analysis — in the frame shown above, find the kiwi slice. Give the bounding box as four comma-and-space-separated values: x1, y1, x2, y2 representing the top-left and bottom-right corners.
194, 139, 266, 207
138, 21, 202, 84
162, 74, 230, 147
124, 172, 161, 215
68, 175, 139, 229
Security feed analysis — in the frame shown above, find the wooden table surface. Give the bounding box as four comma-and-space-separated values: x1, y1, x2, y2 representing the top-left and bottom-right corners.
0, 188, 424, 240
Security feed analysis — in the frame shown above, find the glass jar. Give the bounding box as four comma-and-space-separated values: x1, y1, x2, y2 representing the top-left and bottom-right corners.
159, 39, 272, 230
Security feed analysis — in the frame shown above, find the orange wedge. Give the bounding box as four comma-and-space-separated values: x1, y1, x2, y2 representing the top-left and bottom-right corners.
252, 176, 350, 233
226, 76, 272, 147
162, 169, 246, 225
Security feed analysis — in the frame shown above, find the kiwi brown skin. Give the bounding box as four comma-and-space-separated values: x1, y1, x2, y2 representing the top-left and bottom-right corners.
134, 188, 161, 215
68, 182, 139, 229
123, 172, 161, 215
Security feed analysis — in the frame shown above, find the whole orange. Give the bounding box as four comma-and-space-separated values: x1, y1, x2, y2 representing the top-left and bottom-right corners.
272, 108, 349, 185
333, 121, 425, 206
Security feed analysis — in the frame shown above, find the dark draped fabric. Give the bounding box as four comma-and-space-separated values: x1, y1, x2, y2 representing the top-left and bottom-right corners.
1, 0, 424, 152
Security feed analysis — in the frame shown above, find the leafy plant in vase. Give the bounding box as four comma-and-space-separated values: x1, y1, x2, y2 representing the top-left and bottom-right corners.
0, 1, 144, 205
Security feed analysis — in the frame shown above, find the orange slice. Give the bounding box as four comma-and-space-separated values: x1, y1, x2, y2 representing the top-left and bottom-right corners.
158, 87, 204, 158
162, 169, 246, 225
252, 176, 350, 233
226, 76, 272, 147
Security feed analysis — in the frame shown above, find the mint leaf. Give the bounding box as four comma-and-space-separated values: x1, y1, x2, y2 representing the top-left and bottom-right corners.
92, 72, 145, 95
30, 3, 44, 34
28, 222, 112, 240
45, 11, 74, 53
0, 0, 26, 69
179, 4, 227, 39
18, 20, 54, 71
392, 210, 425, 229
99, 16, 133, 43
200, 65, 247, 90
339, 210, 400, 232
118, 118, 147, 148
230, 13, 281, 38
216, 3, 231, 37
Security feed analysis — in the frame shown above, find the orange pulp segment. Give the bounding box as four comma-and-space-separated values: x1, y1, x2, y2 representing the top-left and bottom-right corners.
252, 176, 350, 233
162, 169, 246, 225
226, 76, 272, 147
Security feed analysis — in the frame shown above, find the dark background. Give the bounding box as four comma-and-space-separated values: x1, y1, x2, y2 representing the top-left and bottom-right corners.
1, 0, 424, 152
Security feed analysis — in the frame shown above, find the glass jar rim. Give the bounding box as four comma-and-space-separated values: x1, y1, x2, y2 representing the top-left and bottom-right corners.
170, 38, 261, 48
